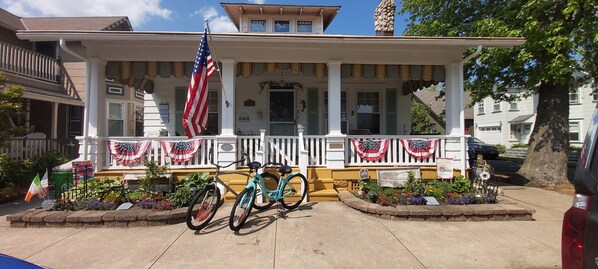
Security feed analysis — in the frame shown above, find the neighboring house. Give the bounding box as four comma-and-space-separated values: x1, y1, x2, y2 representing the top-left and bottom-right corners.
14, 2, 523, 200
413, 89, 474, 135
0, 8, 143, 159
473, 81, 596, 148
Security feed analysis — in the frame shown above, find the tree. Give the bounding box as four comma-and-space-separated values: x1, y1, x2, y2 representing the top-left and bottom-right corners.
0, 72, 25, 146
411, 101, 438, 134
400, 0, 598, 186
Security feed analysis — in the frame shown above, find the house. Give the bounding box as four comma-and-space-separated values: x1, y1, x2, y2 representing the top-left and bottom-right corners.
0, 8, 143, 159
14, 2, 524, 200
473, 81, 596, 148
412, 88, 474, 135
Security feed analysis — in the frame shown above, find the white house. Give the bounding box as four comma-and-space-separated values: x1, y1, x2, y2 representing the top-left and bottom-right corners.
474, 81, 597, 148
14, 2, 524, 199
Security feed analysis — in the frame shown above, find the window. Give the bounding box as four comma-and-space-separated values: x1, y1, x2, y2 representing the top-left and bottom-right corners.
69, 106, 82, 137
357, 92, 380, 134
493, 100, 501, 112
569, 121, 580, 142
274, 20, 290, 32
569, 89, 580, 104
324, 91, 347, 134
510, 124, 518, 140
593, 92, 598, 102
206, 91, 219, 135
297, 21, 313, 33
175, 89, 218, 136
509, 102, 518, 111
477, 102, 485, 114
250, 20, 266, 32
108, 103, 124, 136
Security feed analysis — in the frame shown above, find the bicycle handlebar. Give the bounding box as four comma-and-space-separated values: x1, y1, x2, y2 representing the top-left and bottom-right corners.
209, 148, 248, 169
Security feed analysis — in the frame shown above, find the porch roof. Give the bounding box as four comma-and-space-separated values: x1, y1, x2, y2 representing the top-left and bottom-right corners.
17, 31, 525, 65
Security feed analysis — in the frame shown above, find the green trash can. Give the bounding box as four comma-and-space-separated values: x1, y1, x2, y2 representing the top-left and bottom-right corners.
50, 171, 73, 199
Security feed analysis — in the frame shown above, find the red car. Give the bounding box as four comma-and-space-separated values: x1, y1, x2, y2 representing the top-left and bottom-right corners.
562, 109, 598, 268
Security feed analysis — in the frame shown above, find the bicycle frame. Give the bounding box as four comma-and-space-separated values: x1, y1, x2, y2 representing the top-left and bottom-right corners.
247, 171, 301, 202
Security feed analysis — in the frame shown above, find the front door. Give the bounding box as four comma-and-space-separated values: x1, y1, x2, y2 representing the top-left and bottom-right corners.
269, 90, 295, 135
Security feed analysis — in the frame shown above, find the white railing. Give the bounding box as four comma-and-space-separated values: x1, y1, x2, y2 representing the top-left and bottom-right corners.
104, 136, 218, 170
304, 135, 327, 166
346, 135, 448, 166
0, 138, 66, 160
0, 41, 60, 83
101, 134, 455, 170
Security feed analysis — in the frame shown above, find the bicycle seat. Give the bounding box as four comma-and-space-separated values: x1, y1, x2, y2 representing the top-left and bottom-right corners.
249, 161, 261, 170
278, 165, 292, 175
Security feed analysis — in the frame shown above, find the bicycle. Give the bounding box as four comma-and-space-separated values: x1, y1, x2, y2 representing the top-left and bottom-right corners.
229, 158, 308, 231
185, 149, 278, 231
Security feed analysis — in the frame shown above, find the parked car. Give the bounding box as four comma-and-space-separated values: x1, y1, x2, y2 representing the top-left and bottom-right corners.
467, 137, 500, 160
562, 109, 598, 269
0, 253, 46, 268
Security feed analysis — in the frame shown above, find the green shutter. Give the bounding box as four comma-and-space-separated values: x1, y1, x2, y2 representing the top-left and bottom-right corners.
307, 88, 319, 135
385, 88, 397, 134
175, 87, 187, 136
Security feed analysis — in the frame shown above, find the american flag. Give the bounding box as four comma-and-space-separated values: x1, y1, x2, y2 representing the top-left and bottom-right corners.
182, 29, 216, 138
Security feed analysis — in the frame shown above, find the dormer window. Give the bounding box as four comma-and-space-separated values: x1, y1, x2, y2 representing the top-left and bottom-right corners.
274, 20, 290, 32
250, 20, 266, 32
297, 21, 313, 33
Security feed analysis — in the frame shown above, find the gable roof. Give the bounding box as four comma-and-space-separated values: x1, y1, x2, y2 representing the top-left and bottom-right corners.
413, 89, 474, 121
0, 8, 25, 31
21, 16, 132, 31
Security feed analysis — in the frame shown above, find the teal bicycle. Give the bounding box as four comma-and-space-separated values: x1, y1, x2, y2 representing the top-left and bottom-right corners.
229, 159, 308, 231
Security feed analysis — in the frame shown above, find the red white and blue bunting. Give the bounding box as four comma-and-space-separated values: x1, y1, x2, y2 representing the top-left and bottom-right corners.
400, 139, 439, 160
107, 140, 152, 166
160, 139, 202, 163
352, 138, 390, 161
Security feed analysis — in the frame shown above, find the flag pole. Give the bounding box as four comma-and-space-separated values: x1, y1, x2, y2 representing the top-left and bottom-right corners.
204, 19, 230, 108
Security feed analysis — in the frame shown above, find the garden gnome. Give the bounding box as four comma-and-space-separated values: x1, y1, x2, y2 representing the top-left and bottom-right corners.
374, 0, 396, 36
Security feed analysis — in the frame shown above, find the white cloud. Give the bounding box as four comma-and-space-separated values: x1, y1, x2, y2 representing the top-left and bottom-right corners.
249, 0, 266, 4
0, 0, 173, 28
193, 6, 237, 33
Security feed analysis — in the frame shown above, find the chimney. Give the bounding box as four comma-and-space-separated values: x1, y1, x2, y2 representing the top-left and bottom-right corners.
374, 0, 396, 36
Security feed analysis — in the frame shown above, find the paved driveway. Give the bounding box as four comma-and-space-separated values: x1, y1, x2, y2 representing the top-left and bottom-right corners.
0, 186, 569, 269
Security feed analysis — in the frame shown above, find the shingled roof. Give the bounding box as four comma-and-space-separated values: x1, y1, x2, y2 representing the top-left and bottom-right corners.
413, 89, 473, 121
0, 8, 132, 31
21, 16, 132, 31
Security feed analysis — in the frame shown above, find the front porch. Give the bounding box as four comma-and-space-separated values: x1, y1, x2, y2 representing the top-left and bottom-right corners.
91, 129, 465, 201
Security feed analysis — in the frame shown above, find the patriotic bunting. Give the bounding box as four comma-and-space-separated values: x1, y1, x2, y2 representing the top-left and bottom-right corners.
107, 140, 151, 165
352, 138, 390, 161
400, 139, 439, 160
160, 139, 202, 163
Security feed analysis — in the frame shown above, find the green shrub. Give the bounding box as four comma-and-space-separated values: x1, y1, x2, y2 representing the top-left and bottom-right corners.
0, 153, 34, 187
426, 180, 452, 200
450, 176, 472, 193
495, 144, 507, 154
141, 160, 167, 192
511, 143, 528, 148
404, 172, 425, 196
168, 172, 212, 208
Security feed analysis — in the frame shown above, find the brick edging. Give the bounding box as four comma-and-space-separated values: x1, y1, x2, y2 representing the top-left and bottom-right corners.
6, 207, 188, 228
337, 191, 535, 221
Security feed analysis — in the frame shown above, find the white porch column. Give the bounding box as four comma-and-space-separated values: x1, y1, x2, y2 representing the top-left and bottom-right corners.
444, 62, 467, 175
326, 60, 346, 168
217, 58, 238, 170
51, 102, 59, 139
84, 57, 107, 171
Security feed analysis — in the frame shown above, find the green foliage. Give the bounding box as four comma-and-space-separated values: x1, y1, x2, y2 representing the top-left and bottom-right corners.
62, 177, 125, 202
0, 153, 33, 187
426, 179, 452, 200
495, 144, 507, 154
511, 143, 528, 148
0, 73, 25, 146
141, 159, 167, 192
450, 176, 472, 194
411, 102, 438, 134
400, 0, 598, 184
404, 172, 425, 196
168, 172, 212, 208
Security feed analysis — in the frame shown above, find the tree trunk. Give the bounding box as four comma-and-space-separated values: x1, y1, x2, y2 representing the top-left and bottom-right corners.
517, 83, 570, 186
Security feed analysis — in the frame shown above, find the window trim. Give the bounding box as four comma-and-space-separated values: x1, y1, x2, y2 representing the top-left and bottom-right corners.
107, 101, 126, 137
477, 102, 485, 115
493, 100, 501, 112
273, 20, 291, 33
569, 120, 581, 142
250, 19, 267, 32
569, 88, 580, 104
296, 20, 314, 33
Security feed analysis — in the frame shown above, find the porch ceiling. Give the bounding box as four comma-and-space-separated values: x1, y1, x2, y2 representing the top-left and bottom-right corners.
17, 31, 525, 65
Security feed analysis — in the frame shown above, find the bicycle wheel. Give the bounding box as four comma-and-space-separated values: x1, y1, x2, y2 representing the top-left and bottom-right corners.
229, 186, 255, 231
280, 173, 308, 210
252, 172, 278, 210
186, 185, 220, 231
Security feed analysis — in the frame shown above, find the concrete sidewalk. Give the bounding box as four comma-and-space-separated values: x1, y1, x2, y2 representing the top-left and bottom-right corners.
0, 186, 570, 269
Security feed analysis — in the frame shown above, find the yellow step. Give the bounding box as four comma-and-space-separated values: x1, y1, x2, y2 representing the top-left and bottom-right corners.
309, 178, 335, 191
308, 189, 339, 201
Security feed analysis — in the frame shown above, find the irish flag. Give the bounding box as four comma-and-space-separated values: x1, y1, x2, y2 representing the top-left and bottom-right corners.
24, 170, 48, 202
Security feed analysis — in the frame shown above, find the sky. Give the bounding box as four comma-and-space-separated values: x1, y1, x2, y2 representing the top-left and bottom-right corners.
0, 0, 409, 35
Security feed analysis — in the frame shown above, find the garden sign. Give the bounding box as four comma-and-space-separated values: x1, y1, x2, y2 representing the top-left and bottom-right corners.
377, 168, 421, 188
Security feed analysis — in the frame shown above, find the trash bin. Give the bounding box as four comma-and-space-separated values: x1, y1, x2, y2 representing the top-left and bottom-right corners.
50, 171, 73, 199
